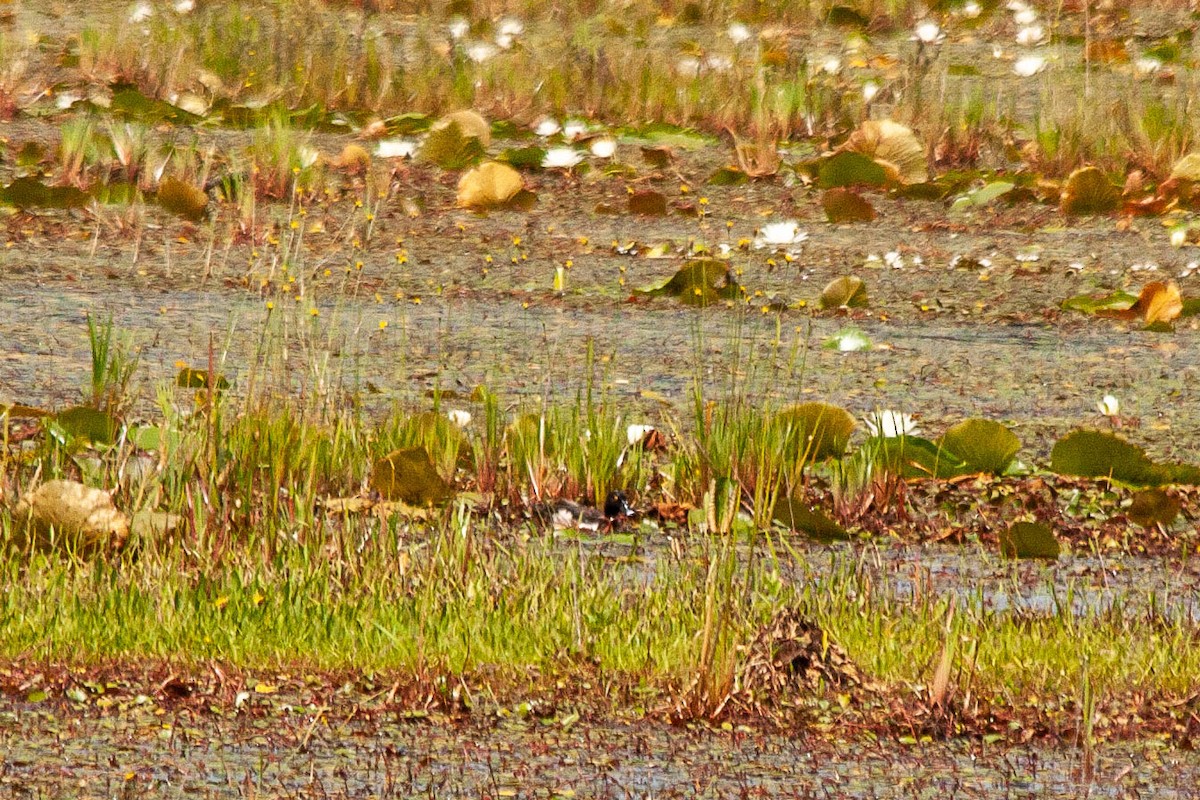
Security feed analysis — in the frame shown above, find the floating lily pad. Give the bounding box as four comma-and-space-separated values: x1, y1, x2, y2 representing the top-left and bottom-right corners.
50, 406, 118, 445
841, 119, 928, 185
640, 147, 672, 168
176, 367, 229, 391
432, 109, 491, 146
776, 402, 856, 463
771, 496, 849, 542
940, 419, 1020, 475
1061, 289, 1140, 315
628, 190, 668, 216
949, 180, 1014, 213
383, 112, 431, 135
110, 84, 201, 125
823, 327, 872, 351
826, 4, 869, 28
369, 447, 453, 506
634, 258, 741, 306
1049, 429, 1200, 486
999, 521, 1060, 559
90, 182, 141, 206
822, 188, 875, 223
818, 151, 888, 189
1060, 166, 1120, 215
1126, 488, 1180, 528
819, 276, 868, 309
870, 435, 971, 479
420, 121, 486, 170
157, 177, 208, 221
629, 122, 715, 150
499, 145, 547, 170
11, 479, 130, 556
1, 177, 89, 209
708, 166, 749, 186
456, 161, 523, 209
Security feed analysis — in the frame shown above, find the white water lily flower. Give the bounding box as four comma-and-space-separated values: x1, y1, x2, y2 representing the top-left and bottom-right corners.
495, 32, 516, 49
1181, 261, 1198, 278
542, 147, 584, 169
864, 410, 919, 438
727, 22, 752, 44
675, 55, 702, 76
590, 137, 617, 158
705, 55, 734, 72
961, 1, 982, 19
376, 138, 417, 159
562, 119, 588, 141
862, 81, 880, 102
447, 409, 472, 428
129, 2, 152, 23
827, 328, 872, 352
1014, 55, 1046, 76
534, 117, 560, 137
498, 17, 524, 37
1135, 57, 1162, 76
822, 56, 842, 74
448, 18, 469, 39
754, 221, 808, 249
296, 145, 320, 169
1013, 6, 1038, 25
1096, 395, 1120, 417
913, 21, 944, 45
1015, 25, 1045, 45
466, 41, 498, 63
174, 0, 195, 13
627, 424, 656, 446
55, 92, 80, 110
884, 251, 905, 269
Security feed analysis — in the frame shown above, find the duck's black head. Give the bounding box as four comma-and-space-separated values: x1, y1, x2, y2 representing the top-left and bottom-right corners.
603, 490, 634, 519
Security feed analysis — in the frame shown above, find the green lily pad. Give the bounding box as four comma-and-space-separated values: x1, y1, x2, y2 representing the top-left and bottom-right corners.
110, 84, 202, 125
498, 146, 547, 170
157, 177, 209, 221
634, 258, 741, 306
1060, 166, 1120, 215
949, 180, 1014, 213
1061, 290, 1139, 315
999, 521, 1060, 559
369, 447, 453, 506
1126, 488, 1180, 528
819, 276, 868, 309
627, 122, 715, 150
822, 187, 876, 223
818, 151, 888, 189
176, 367, 229, 391
383, 112, 432, 135
870, 435, 971, 479
823, 327, 872, 351
1, 177, 89, 209
708, 167, 749, 186
50, 406, 119, 446
771, 496, 849, 542
776, 402, 856, 463
628, 190, 668, 216
1048, 429, 1200, 486
420, 121, 486, 170
940, 419, 1020, 475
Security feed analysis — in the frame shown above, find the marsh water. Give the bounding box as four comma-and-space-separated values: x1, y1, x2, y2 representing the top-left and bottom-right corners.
4, 706, 1200, 799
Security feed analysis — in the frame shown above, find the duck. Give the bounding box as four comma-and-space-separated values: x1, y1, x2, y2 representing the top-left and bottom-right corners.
548, 490, 635, 532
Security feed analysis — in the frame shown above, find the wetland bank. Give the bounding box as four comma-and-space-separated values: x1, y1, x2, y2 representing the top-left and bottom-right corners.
3, 0, 1200, 795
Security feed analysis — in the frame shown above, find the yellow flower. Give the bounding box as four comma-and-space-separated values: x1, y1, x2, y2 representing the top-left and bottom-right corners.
379, 320, 388, 330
